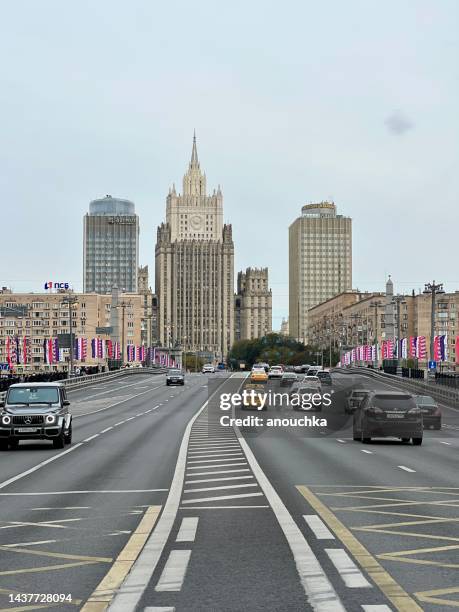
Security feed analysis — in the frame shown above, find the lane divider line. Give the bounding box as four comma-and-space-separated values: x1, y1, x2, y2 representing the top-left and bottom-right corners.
325, 548, 372, 588
296, 485, 423, 612
183, 483, 258, 494
398, 466, 416, 473
303, 515, 335, 540
175, 517, 199, 543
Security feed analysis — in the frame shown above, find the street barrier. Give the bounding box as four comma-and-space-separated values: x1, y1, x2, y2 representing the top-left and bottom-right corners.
335, 367, 459, 406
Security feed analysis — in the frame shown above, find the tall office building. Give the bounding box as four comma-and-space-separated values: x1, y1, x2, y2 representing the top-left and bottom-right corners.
289, 201, 352, 343
234, 268, 272, 340
155, 135, 234, 357
83, 195, 139, 294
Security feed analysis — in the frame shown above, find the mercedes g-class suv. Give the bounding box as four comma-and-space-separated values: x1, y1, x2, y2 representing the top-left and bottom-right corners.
0, 382, 72, 450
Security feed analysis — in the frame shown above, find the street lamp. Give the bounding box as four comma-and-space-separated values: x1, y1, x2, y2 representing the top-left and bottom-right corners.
369, 300, 383, 368
113, 301, 132, 366
423, 281, 444, 367
62, 294, 78, 378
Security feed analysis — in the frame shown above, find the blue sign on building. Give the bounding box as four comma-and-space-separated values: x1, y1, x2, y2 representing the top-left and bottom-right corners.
428, 360, 436, 370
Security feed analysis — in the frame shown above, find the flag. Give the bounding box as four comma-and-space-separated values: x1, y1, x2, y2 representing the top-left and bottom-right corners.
456, 336, 459, 365
417, 336, 427, 359
433, 335, 440, 362
409, 336, 417, 358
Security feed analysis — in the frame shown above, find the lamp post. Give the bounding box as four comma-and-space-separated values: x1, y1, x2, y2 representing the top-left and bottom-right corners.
62, 294, 78, 378
114, 301, 131, 366
423, 281, 444, 368
369, 300, 383, 368
392, 295, 406, 372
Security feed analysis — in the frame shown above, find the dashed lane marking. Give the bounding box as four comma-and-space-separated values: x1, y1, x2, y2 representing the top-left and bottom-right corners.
179, 505, 269, 510
175, 517, 199, 542
296, 485, 423, 612
303, 515, 335, 540
181, 492, 264, 504
185, 476, 254, 484
155, 550, 192, 591
183, 483, 259, 494
362, 606, 392, 611
398, 466, 416, 473
325, 549, 372, 588
361, 450, 373, 454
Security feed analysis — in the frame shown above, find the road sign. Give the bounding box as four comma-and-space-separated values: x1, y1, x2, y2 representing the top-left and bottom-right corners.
428, 360, 436, 370
96, 326, 113, 334
0, 363, 9, 371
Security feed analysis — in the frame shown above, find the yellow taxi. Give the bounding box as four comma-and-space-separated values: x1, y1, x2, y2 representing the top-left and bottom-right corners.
250, 366, 268, 383
242, 384, 267, 410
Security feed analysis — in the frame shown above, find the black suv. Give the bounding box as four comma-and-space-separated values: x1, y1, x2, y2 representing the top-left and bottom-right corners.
353, 391, 423, 445
0, 382, 72, 450
166, 369, 185, 386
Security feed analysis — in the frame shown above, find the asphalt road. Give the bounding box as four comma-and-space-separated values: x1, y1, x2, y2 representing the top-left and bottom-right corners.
0, 370, 457, 612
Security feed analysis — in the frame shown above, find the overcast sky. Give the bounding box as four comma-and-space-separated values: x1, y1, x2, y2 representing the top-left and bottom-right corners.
1, 0, 458, 328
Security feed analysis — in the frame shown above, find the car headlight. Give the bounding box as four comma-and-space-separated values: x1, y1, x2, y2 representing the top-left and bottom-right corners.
45, 414, 57, 424
2, 415, 11, 425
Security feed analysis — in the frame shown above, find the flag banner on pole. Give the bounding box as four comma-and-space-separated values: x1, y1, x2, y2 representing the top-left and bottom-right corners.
91, 338, 96, 359
417, 336, 426, 359
401, 338, 408, 359
456, 336, 459, 365
409, 336, 417, 358
439, 334, 447, 362
434, 335, 440, 362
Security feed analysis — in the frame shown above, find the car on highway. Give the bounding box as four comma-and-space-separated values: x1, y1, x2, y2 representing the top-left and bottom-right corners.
166, 369, 185, 386
242, 383, 267, 410
306, 367, 322, 377
353, 391, 423, 445
0, 382, 72, 450
280, 372, 297, 387
250, 366, 268, 383
414, 395, 441, 429
317, 370, 332, 385
268, 365, 283, 379
290, 375, 321, 395
345, 389, 371, 414
202, 364, 215, 374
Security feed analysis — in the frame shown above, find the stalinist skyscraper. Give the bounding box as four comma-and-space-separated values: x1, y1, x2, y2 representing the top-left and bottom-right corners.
155, 134, 234, 358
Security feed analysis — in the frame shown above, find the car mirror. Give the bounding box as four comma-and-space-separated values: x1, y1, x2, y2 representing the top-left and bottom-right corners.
63, 400, 70, 406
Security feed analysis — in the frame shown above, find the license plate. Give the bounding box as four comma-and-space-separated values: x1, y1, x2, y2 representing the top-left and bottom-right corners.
17, 427, 39, 433
387, 413, 404, 419
421, 409, 429, 413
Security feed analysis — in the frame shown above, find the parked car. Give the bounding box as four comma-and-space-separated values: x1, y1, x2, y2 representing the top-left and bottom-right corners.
280, 372, 297, 387
345, 389, 371, 414
166, 369, 185, 386
317, 370, 332, 385
353, 391, 423, 445
202, 364, 215, 374
0, 382, 72, 450
414, 395, 441, 430
268, 366, 283, 379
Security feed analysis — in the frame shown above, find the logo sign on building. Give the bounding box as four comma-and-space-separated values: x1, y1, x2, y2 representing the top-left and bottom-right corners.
44, 281, 70, 290
107, 216, 136, 225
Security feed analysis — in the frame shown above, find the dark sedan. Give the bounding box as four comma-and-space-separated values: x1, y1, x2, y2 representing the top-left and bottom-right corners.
166, 369, 185, 386
280, 373, 298, 387
415, 395, 441, 430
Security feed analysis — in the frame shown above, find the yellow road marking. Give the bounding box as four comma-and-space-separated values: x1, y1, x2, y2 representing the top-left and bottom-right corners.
332, 507, 457, 520
415, 586, 459, 608
330, 499, 459, 510
0, 561, 101, 576
0, 545, 111, 563
353, 527, 459, 542
356, 517, 459, 529
81, 505, 161, 611
296, 485, 423, 612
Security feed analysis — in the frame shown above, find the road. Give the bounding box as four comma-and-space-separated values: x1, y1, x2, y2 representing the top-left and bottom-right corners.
0, 370, 457, 611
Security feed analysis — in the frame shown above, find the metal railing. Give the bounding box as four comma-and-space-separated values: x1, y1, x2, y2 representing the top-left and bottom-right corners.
335, 367, 459, 405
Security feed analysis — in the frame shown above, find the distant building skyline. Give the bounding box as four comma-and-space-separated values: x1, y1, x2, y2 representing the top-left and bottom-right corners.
83, 195, 139, 294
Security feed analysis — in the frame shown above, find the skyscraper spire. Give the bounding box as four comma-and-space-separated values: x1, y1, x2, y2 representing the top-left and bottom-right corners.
190, 130, 199, 167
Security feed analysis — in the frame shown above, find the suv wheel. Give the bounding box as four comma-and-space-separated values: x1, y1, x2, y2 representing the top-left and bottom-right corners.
361, 433, 371, 443
64, 423, 72, 445
0, 440, 9, 451
9, 439, 19, 449
53, 430, 66, 449
412, 437, 423, 446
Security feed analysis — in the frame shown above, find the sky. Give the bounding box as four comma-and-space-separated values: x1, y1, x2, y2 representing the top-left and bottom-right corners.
1, 0, 458, 329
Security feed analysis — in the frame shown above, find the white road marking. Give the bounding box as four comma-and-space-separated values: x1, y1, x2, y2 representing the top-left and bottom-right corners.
125, 417, 136, 422
361, 450, 373, 454
184, 483, 258, 494
2, 539, 57, 547
398, 465, 416, 473
180, 505, 269, 509
186, 468, 250, 476
186, 462, 248, 470
108, 384, 221, 611
100, 427, 114, 433
336, 439, 346, 444
187, 451, 244, 458
185, 476, 254, 484
361, 606, 392, 611
31, 506, 90, 510
303, 515, 335, 540
325, 549, 372, 588
175, 517, 199, 542
236, 432, 345, 611
0, 489, 168, 496
182, 492, 264, 504
187, 458, 246, 465
84, 434, 100, 442
155, 550, 192, 591
113, 421, 125, 427
144, 607, 175, 612
440, 441, 451, 445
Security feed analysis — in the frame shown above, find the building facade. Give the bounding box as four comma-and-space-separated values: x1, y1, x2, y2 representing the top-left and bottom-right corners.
0, 288, 142, 371
289, 201, 352, 343
83, 195, 139, 294
234, 268, 272, 341
155, 135, 234, 358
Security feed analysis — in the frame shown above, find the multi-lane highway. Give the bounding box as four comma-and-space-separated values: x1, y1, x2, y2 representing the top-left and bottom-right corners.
0, 370, 458, 611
